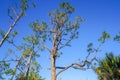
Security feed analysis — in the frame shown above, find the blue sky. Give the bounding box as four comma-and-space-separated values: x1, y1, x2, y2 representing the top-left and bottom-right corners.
0, 0, 120, 80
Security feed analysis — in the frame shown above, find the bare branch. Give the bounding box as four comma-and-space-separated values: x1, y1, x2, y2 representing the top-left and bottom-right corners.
56, 43, 103, 77
56, 62, 86, 76
44, 44, 51, 53
56, 60, 93, 76
0, 59, 19, 62
6, 39, 19, 50
0, 11, 23, 47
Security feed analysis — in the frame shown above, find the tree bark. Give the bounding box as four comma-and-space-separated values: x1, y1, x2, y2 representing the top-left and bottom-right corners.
51, 55, 56, 80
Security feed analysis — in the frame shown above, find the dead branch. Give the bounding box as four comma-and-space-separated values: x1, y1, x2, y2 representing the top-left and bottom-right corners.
56, 43, 103, 77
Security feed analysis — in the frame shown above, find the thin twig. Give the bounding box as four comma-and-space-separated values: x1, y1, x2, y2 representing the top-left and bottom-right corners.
42, 39, 51, 53
0, 59, 19, 62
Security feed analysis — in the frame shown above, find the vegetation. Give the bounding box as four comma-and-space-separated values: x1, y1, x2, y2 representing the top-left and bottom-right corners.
94, 53, 120, 80
0, 0, 118, 80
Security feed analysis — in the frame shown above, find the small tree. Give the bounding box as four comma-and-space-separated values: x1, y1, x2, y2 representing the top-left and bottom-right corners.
0, 0, 43, 79
0, 29, 44, 80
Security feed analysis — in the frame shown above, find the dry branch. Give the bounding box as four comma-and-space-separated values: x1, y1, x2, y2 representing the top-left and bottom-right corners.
56, 43, 103, 77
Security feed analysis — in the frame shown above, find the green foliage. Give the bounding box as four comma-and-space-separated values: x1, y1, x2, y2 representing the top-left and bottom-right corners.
11, 31, 18, 37
23, 34, 40, 45
0, 60, 10, 79
55, 52, 63, 58
4, 69, 14, 75
46, 2, 84, 54
0, 30, 17, 39
114, 33, 120, 43
20, 0, 29, 10
87, 43, 94, 53
20, 0, 36, 10
16, 72, 45, 80
29, 20, 48, 32
15, 59, 44, 80
94, 53, 120, 80
23, 49, 31, 56
59, 2, 74, 13
29, 20, 48, 42
32, 2, 36, 8
0, 30, 5, 38
0, 60, 10, 69
98, 31, 110, 43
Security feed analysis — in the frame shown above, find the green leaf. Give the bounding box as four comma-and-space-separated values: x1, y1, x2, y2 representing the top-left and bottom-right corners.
114, 33, 120, 42
59, 2, 65, 8
23, 36, 31, 42
98, 31, 110, 43
32, 2, 36, 8
5, 69, 14, 75
23, 49, 31, 55
20, 0, 27, 4
20, 0, 29, 10
18, 46, 23, 51
76, 16, 81, 19
11, 31, 18, 37
0, 30, 5, 37
88, 43, 93, 48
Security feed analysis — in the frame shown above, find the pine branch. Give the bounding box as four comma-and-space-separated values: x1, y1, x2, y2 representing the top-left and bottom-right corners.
0, 11, 23, 47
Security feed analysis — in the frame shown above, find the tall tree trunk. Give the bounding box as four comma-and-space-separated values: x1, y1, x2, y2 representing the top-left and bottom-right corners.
25, 51, 33, 80
51, 55, 56, 80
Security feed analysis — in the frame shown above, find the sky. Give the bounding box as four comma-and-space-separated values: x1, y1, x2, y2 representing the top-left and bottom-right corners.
0, 0, 120, 80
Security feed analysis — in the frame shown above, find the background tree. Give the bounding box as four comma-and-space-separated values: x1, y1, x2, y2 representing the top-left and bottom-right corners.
0, 0, 43, 80
0, 0, 36, 47
94, 53, 120, 80
0, 28, 44, 80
